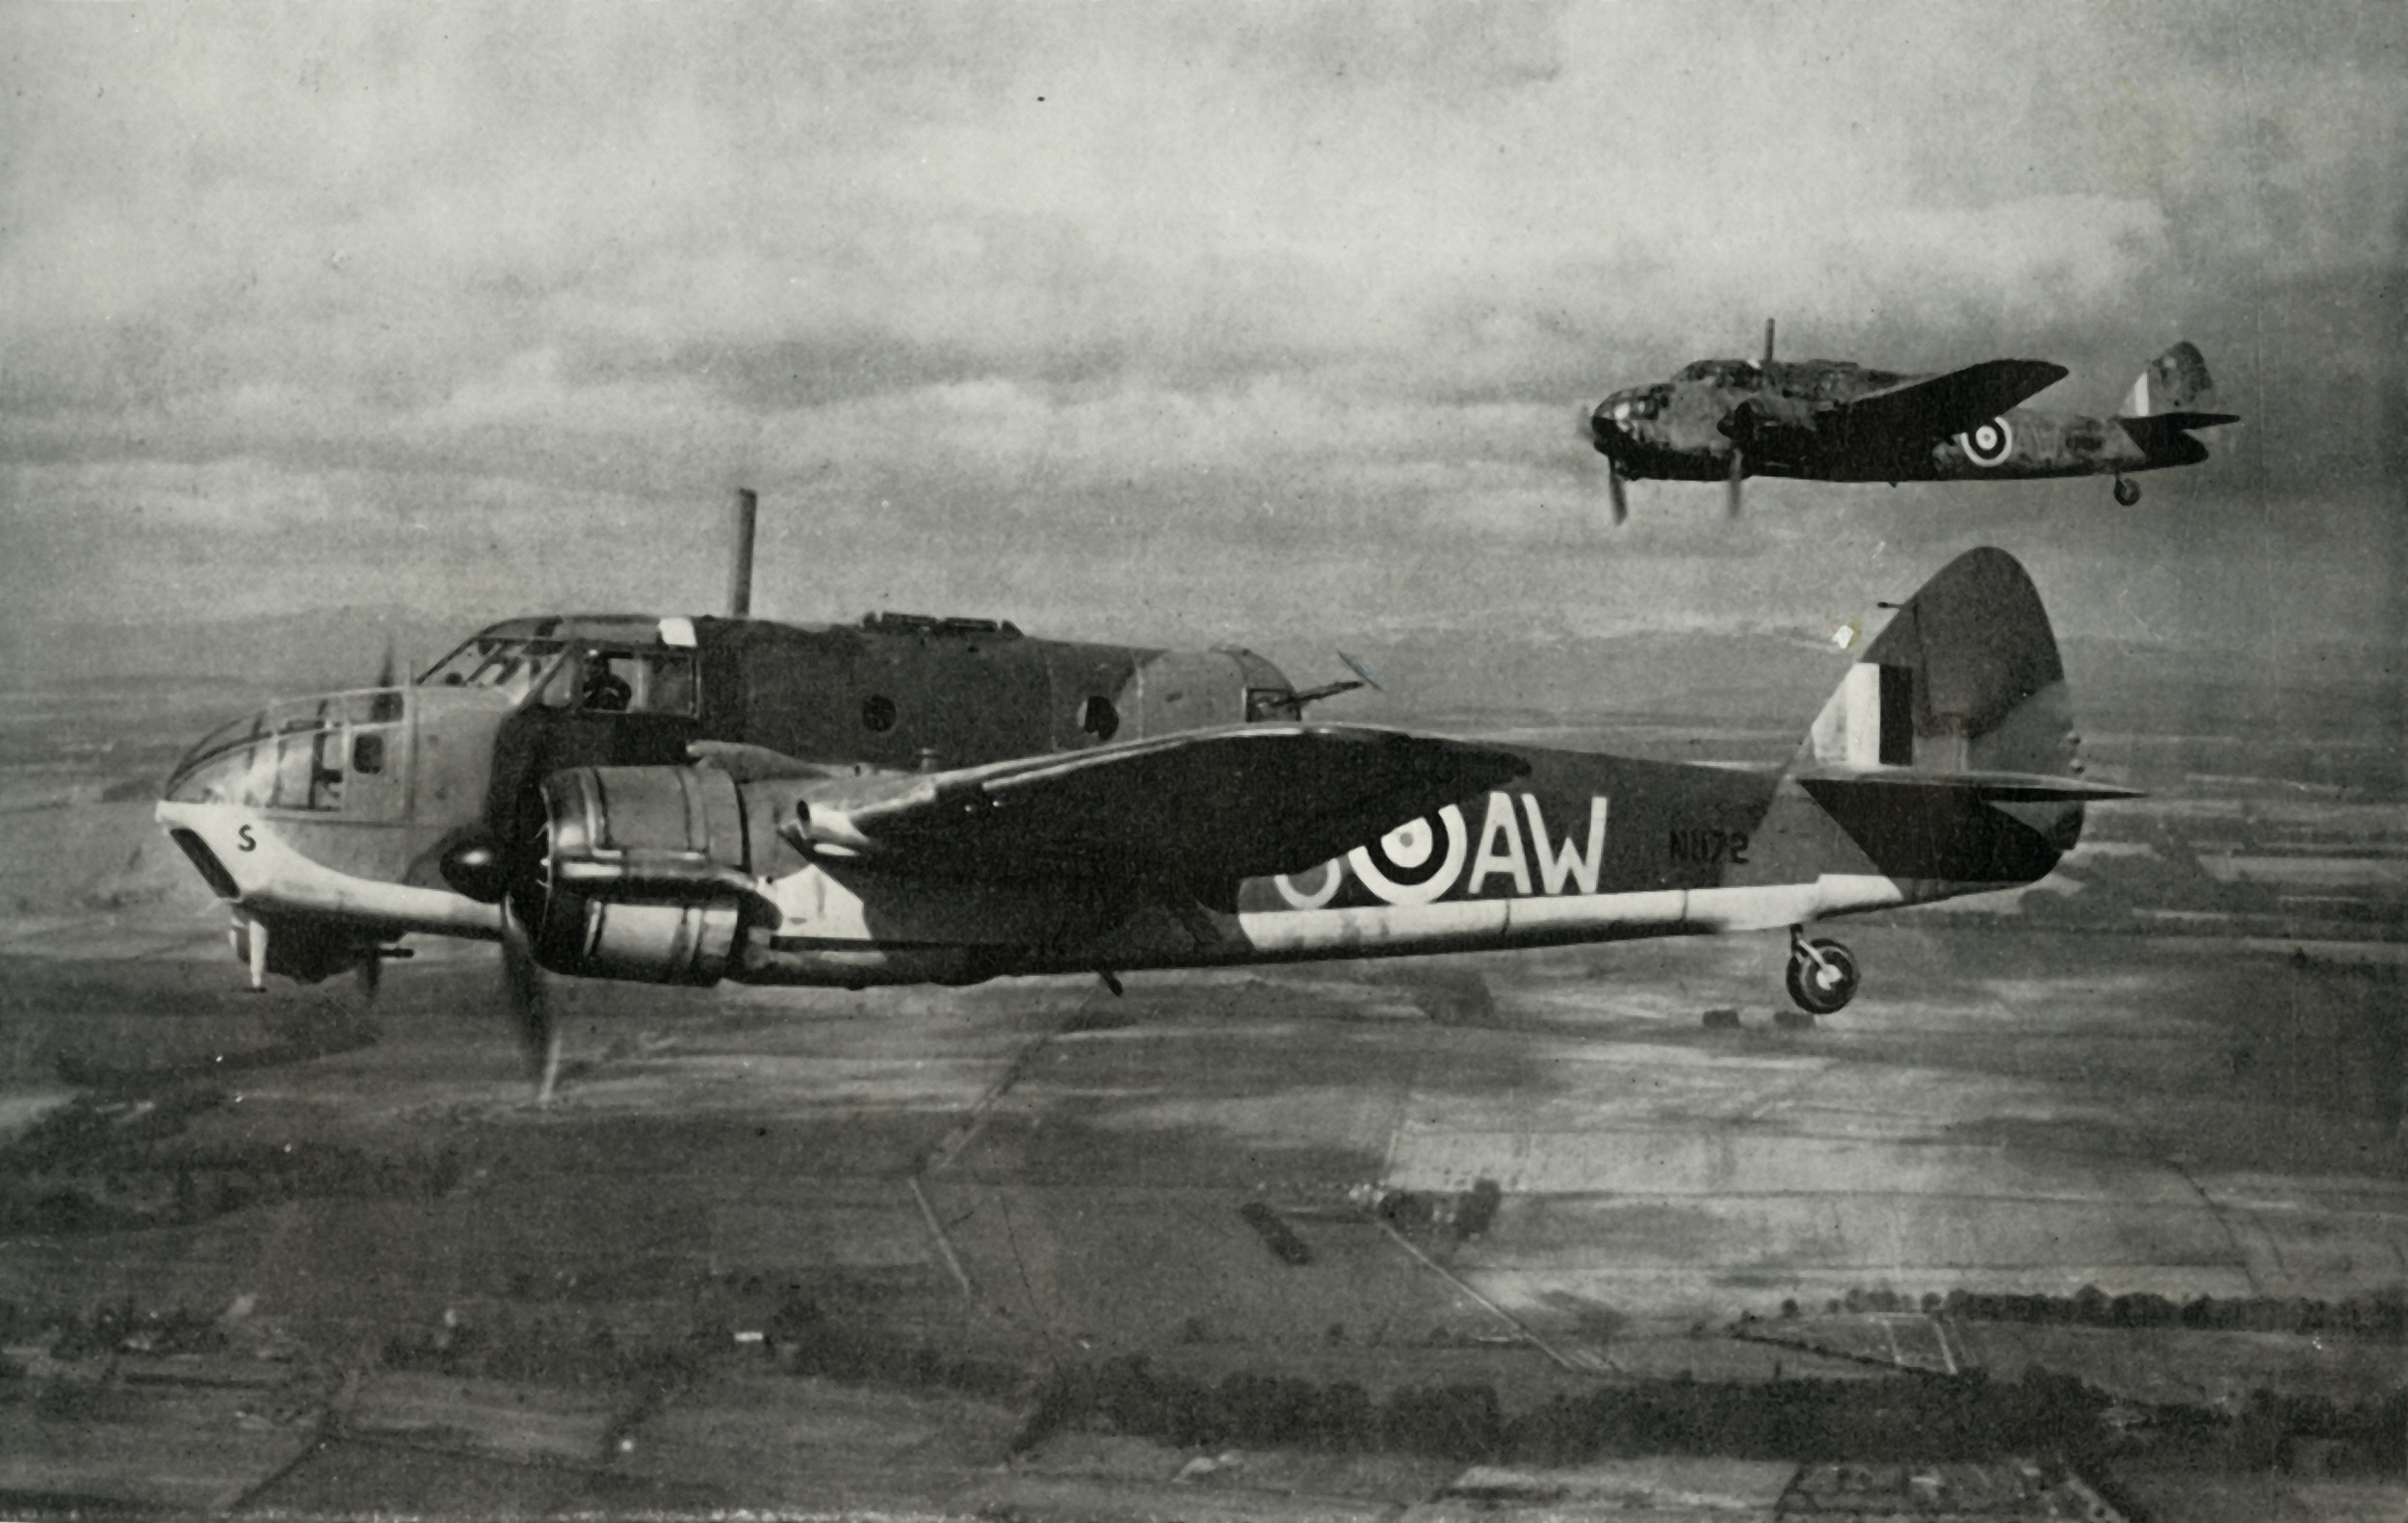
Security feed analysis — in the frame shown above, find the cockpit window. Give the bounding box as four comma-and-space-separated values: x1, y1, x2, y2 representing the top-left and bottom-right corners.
541, 647, 699, 716
1674, 359, 1760, 386
417, 636, 569, 702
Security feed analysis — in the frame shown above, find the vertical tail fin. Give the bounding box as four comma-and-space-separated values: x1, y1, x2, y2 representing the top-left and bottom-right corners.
2120, 340, 2217, 419
1802, 546, 2076, 779
1789, 549, 2131, 887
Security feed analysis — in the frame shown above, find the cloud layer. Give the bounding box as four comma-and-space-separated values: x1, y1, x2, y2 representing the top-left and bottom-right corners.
4, 2, 2401, 644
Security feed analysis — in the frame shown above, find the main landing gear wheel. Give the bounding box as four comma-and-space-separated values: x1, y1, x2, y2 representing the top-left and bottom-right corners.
1785, 932, 1860, 1017
2112, 477, 2141, 507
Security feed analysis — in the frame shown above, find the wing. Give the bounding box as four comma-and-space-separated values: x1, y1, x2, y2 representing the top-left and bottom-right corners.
1829, 358, 2069, 444
794, 724, 1530, 884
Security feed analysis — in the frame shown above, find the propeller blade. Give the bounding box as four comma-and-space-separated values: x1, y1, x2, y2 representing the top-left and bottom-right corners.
355, 951, 382, 1004
1726, 449, 1745, 519
499, 906, 560, 1104
375, 635, 398, 691
1762, 317, 1776, 369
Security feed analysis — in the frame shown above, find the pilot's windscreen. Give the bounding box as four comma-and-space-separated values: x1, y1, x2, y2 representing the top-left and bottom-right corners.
418, 637, 566, 702
536, 655, 581, 708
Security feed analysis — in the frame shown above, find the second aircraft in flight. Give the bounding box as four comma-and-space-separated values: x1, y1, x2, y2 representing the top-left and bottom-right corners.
1585, 321, 2238, 520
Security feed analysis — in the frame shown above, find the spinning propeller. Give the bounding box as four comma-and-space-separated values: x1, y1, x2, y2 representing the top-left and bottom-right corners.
357, 631, 562, 1103
1578, 409, 1632, 525
354, 636, 404, 1006
1585, 318, 1772, 524
499, 899, 561, 1105
1725, 317, 1774, 520
434, 828, 564, 1105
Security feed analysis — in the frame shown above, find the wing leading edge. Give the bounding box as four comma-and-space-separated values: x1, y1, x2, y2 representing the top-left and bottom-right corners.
789, 724, 1531, 887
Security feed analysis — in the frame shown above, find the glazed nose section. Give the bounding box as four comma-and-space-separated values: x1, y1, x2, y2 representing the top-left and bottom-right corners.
1586, 395, 1630, 455
162, 688, 409, 816
156, 686, 417, 913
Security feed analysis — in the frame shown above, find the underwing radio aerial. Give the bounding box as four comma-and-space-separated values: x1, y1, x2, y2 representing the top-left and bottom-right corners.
1584, 321, 2239, 521
157, 492, 2133, 1100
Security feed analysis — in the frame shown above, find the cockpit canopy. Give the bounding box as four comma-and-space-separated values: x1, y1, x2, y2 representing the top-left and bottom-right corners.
1673, 358, 1764, 387
164, 616, 711, 811
163, 610, 1311, 819
416, 633, 566, 701
420, 616, 700, 717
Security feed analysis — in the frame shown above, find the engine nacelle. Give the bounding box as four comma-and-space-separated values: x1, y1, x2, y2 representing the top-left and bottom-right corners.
519, 765, 759, 985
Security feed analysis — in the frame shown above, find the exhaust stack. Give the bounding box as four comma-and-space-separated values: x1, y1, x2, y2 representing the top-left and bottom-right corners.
728, 487, 758, 617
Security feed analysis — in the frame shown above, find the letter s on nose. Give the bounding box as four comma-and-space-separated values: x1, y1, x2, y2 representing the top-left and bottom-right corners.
236, 825, 257, 853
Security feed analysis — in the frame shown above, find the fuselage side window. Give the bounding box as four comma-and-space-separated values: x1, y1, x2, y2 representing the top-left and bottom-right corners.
649, 651, 698, 715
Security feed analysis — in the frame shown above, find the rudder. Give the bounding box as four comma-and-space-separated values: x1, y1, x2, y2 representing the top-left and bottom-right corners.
2120, 340, 2216, 418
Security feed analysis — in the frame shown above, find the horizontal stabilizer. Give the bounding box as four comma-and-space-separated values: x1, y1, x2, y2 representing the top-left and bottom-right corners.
1794, 767, 2143, 803
2117, 410, 2240, 440
2114, 409, 2238, 467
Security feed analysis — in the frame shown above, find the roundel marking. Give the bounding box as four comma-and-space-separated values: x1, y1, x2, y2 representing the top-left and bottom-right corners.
1380, 818, 1434, 869
1955, 417, 2014, 468
1272, 858, 1344, 909
1348, 804, 1469, 906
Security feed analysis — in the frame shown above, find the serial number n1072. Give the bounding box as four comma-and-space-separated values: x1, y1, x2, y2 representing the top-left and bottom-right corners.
1667, 827, 1748, 864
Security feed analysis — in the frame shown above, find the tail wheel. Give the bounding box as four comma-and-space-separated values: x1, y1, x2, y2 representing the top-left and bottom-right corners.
2112, 477, 2141, 507
1786, 937, 1860, 1015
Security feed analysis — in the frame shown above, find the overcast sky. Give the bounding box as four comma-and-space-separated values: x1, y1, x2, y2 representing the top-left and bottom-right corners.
5, 3, 2402, 662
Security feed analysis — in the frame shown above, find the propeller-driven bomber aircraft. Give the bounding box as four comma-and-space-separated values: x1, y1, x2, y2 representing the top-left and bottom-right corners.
157, 513, 2133, 1099
1584, 322, 2239, 521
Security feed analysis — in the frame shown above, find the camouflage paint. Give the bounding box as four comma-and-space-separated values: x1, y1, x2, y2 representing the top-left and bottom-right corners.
1591, 341, 2236, 493
156, 552, 2117, 1006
